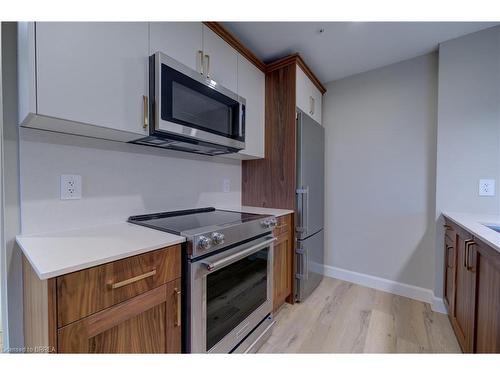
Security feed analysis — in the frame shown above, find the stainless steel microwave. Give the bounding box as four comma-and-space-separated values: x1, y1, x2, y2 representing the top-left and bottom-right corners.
133, 52, 246, 156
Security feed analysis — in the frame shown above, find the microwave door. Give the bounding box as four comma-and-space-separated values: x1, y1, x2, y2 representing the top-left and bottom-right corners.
153, 52, 245, 151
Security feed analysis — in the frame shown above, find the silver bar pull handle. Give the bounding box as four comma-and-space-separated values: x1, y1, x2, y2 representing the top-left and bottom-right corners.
305, 187, 309, 234
203, 237, 276, 272
239, 103, 245, 138
295, 248, 309, 280
296, 187, 310, 235
142, 95, 149, 130
309, 96, 315, 116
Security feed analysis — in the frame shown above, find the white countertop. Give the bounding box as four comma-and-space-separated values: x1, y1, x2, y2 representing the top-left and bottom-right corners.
216, 205, 294, 218
17, 205, 292, 280
16, 223, 186, 280
443, 212, 500, 253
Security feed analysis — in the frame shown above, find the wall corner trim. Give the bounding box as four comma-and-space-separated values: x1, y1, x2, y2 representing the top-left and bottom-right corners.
323, 265, 445, 313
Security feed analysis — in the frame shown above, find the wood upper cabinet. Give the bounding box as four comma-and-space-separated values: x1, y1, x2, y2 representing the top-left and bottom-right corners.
273, 214, 293, 311
296, 65, 322, 125
33, 22, 150, 138
202, 25, 238, 93
242, 54, 325, 209
58, 279, 181, 353
472, 240, 500, 353
149, 22, 203, 72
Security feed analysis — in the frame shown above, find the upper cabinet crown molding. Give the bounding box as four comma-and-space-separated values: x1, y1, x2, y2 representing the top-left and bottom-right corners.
265, 53, 326, 95
204, 23, 326, 95
202, 22, 266, 72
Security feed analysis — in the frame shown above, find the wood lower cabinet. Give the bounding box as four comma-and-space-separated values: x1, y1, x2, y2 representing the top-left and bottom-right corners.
444, 218, 500, 353
23, 244, 182, 353
58, 279, 181, 353
450, 229, 476, 352
472, 240, 500, 353
443, 228, 456, 313
273, 214, 294, 312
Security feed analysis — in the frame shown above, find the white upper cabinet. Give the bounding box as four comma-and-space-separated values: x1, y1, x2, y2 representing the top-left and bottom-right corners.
35, 22, 150, 138
202, 25, 238, 93
296, 65, 322, 125
18, 22, 266, 156
149, 22, 203, 73
230, 55, 265, 159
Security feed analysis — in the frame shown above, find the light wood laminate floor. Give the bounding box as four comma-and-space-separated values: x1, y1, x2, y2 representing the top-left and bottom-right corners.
259, 277, 461, 353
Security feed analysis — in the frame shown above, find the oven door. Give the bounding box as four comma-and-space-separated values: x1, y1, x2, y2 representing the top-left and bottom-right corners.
153, 52, 246, 150
189, 236, 274, 353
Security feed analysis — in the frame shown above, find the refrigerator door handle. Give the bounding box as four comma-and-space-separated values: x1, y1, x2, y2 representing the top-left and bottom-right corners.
296, 186, 309, 235
295, 247, 309, 280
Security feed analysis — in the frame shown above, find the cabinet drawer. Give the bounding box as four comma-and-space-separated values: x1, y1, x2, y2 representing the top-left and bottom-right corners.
57, 245, 181, 327
273, 214, 292, 237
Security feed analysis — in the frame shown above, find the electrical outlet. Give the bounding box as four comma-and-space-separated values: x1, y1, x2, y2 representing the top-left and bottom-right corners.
479, 179, 495, 197
223, 179, 231, 193
60, 174, 82, 200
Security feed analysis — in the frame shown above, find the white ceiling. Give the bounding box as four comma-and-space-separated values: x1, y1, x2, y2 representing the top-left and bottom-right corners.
223, 22, 498, 83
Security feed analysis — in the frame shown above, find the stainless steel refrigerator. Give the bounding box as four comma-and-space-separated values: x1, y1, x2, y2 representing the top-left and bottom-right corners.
295, 109, 325, 302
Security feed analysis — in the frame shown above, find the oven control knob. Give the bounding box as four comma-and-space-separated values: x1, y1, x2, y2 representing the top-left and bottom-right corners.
211, 232, 225, 245
197, 236, 212, 250
261, 218, 277, 229
270, 217, 278, 227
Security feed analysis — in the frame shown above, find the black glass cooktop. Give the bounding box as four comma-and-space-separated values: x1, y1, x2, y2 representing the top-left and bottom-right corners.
128, 207, 266, 235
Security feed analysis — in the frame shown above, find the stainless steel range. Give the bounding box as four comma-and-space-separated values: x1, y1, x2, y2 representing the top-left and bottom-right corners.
128, 207, 277, 353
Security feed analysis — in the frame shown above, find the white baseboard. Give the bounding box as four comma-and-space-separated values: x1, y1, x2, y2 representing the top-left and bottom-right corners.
431, 296, 448, 314
322, 265, 445, 313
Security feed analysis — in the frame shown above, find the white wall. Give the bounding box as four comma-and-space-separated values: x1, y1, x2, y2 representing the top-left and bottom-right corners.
434, 26, 500, 297
323, 53, 438, 291
436, 26, 500, 216
19, 128, 242, 234
2, 22, 22, 350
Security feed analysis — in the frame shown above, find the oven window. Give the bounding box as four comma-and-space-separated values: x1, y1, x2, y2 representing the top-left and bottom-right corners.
160, 64, 243, 141
206, 248, 268, 350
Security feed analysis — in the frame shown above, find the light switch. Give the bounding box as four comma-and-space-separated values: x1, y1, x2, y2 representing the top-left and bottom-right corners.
479, 179, 495, 197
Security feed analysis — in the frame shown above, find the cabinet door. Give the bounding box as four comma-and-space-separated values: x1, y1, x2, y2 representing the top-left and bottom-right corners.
296, 65, 322, 125
234, 55, 265, 159
443, 232, 456, 313
473, 243, 500, 353
273, 231, 292, 312
202, 25, 238, 93
451, 233, 476, 352
58, 280, 181, 353
36, 22, 149, 136
149, 22, 203, 73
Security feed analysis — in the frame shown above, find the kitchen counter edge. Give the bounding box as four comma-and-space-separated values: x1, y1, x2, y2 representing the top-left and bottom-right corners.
16, 222, 186, 280
443, 212, 500, 253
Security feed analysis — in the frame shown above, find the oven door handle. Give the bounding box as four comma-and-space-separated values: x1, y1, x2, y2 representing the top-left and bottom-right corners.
202, 237, 276, 272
